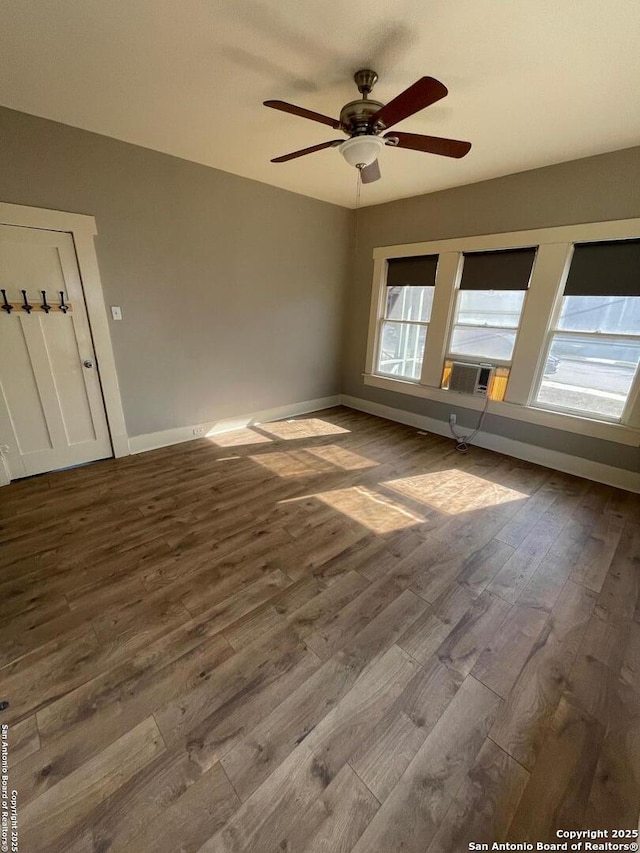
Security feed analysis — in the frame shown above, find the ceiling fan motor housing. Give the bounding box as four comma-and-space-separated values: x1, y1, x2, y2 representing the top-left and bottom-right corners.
339, 99, 385, 135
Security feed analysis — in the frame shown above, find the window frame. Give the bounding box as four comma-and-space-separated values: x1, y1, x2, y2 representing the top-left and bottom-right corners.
445, 288, 529, 369
375, 283, 434, 381
530, 294, 640, 424
364, 219, 640, 444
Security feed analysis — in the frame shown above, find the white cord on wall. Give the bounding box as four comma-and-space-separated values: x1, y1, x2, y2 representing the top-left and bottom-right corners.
449, 394, 490, 453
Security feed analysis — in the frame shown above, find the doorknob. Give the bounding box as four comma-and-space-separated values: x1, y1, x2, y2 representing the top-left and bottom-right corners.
83, 359, 94, 368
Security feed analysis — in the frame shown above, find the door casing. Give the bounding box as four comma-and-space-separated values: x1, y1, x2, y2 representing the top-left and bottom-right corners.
0, 202, 128, 484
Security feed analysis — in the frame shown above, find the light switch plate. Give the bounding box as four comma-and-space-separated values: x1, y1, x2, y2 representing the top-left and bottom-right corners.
111, 306, 122, 320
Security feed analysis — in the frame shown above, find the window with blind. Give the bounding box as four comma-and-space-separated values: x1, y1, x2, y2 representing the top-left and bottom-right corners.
376, 255, 438, 380
447, 248, 536, 363
534, 239, 640, 420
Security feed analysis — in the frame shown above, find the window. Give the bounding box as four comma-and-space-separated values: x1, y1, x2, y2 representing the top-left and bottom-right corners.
535, 240, 640, 421
366, 220, 640, 441
376, 255, 437, 380
448, 248, 536, 363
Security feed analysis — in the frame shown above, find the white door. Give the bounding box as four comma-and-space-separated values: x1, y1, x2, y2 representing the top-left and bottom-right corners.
0, 224, 112, 479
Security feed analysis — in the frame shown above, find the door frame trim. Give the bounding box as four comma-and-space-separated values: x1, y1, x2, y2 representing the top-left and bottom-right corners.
0, 202, 129, 481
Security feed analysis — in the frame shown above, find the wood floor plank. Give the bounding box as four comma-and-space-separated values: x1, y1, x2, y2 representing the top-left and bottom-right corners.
594, 522, 640, 626
19, 716, 165, 852
397, 582, 478, 666
119, 761, 240, 853
273, 763, 379, 853
200, 644, 420, 853
489, 580, 596, 769
15, 632, 233, 805
58, 747, 223, 853
495, 477, 567, 547
487, 508, 572, 604
349, 675, 502, 853
6, 715, 40, 769
506, 696, 605, 841
516, 516, 592, 610
471, 603, 550, 698
569, 512, 625, 593
435, 590, 511, 678
221, 589, 429, 802
1, 407, 637, 851
349, 660, 461, 802
584, 621, 640, 830
0, 623, 100, 723
304, 575, 404, 660
427, 738, 530, 853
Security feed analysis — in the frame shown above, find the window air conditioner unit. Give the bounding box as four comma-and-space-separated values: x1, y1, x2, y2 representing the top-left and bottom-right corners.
448, 362, 493, 396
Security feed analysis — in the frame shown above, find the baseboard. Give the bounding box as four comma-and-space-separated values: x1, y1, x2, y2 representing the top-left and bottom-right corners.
128, 395, 342, 455
340, 394, 639, 494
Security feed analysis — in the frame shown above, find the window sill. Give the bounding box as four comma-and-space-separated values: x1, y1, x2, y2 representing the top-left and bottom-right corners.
363, 373, 640, 447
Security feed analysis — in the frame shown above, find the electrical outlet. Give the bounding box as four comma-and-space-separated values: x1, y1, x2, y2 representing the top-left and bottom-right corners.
192, 426, 206, 437
111, 306, 122, 320
449, 414, 456, 427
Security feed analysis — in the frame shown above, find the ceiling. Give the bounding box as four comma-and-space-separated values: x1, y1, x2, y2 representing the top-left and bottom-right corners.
1, 0, 640, 208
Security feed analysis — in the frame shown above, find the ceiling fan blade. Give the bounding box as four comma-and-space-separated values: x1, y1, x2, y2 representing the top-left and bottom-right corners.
264, 100, 341, 130
360, 160, 381, 183
371, 77, 448, 129
271, 140, 343, 163
385, 132, 471, 158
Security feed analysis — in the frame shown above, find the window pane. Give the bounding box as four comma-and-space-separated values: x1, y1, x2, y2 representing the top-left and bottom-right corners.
377, 320, 426, 380
536, 334, 640, 420
385, 285, 434, 322
456, 290, 525, 327
450, 326, 517, 361
558, 295, 640, 334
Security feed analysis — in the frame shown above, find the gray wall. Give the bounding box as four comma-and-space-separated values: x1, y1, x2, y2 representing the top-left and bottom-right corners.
0, 104, 638, 471
0, 107, 351, 437
345, 146, 640, 471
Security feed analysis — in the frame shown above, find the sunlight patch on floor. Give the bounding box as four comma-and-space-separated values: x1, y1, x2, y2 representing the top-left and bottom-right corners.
315, 486, 425, 533
248, 450, 336, 477
307, 445, 378, 470
383, 470, 528, 514
207, 428, 273, 447
255, 419, 350, 440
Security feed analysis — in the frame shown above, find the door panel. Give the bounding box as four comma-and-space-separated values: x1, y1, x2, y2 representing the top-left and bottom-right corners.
2, 320, 53, 453
42, 315, 97, 445
0, 225, 112, 478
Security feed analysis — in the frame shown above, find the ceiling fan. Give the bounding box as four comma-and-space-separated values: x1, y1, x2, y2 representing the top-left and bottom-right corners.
264, 69, 471, 184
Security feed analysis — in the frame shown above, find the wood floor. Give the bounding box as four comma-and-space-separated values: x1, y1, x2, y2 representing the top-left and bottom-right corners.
1, 406, 639, 852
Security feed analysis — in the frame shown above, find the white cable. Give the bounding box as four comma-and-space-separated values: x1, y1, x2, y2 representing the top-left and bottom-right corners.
449, 394, 490, 453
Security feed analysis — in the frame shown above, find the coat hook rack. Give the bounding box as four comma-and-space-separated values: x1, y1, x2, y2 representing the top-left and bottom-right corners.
1, 289, 12, 314
59, 291, 69, 313
40, 290, 52, 313
21, 290, 33, 314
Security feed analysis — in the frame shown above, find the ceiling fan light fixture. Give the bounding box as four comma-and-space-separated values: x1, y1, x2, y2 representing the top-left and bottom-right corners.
339, 135, 384, 169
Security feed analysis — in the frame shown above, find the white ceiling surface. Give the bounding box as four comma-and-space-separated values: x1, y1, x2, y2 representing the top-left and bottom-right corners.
2, 1, 640, 208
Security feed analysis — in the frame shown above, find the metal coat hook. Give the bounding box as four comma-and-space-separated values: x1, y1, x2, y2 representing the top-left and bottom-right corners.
40, 290, 52, 313
59, 291, 69, 313
21, 290, 33, 314
1, 290, 12, 314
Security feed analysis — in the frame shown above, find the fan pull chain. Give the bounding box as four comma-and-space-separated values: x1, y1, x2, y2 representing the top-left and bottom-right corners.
354, 168, 362, 256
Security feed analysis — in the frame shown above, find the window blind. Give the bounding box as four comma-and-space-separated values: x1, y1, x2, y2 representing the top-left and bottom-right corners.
460, 247, 536, 291
564, 239, 640, 297
386, 255, 438, 288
